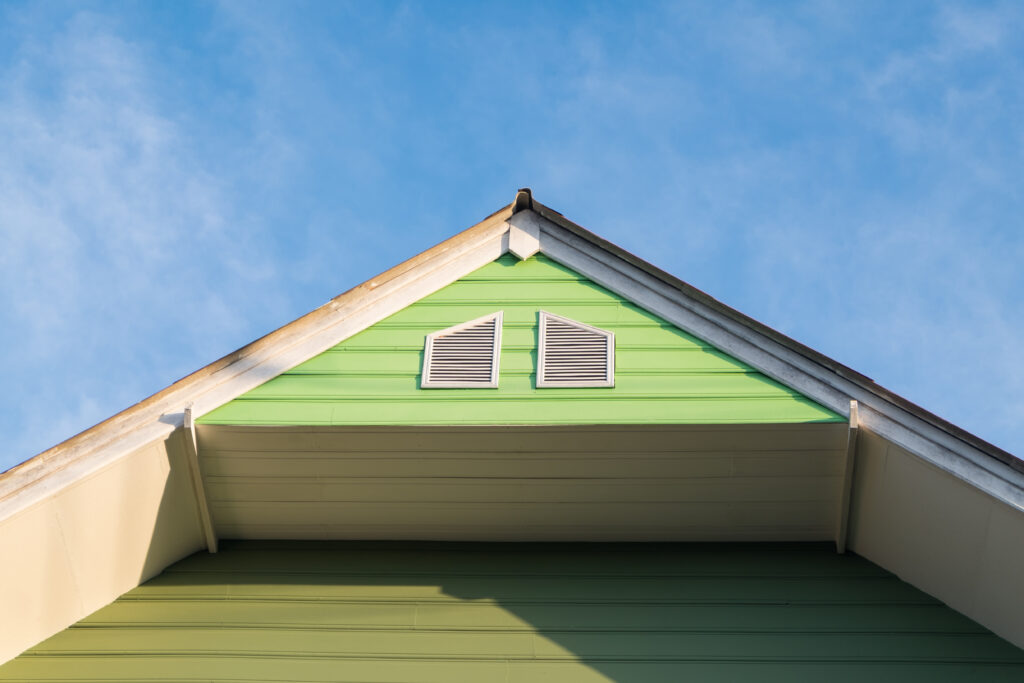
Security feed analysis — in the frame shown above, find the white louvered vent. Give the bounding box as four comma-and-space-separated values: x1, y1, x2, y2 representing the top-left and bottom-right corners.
421, 312, 503, 388
538, 311, 614, 387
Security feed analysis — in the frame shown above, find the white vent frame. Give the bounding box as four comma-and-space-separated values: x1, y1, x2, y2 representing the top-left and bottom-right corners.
537, 311, 615, 388
421, 312, 503, 388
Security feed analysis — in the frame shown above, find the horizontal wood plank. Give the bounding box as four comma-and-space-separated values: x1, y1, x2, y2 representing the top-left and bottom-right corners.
4, 542, 1022, 681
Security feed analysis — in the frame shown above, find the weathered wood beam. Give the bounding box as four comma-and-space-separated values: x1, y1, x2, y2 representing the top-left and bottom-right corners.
183, 406, 218, 553
835, 400, 860, 553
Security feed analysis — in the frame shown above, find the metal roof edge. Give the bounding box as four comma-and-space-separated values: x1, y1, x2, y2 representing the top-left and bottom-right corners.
527, 197, 1022, 476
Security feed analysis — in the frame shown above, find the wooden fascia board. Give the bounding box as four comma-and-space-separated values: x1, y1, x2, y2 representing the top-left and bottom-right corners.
835, 401, 860, 554
0, 205, 515, 519
182, 407, 217, 553
521, 209, 1024, 511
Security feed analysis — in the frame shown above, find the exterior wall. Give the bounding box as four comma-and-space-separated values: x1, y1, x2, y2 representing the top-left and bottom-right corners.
196, 423, 849, 541
200, 255, 842, 426
0, 433, 204, 665
849, 429, 1024, 649
4, 203, 1019, 675
3, 541, 1023, 681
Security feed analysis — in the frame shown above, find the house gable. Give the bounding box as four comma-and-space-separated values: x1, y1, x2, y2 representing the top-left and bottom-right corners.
199, 254, 842, 427
0, 190, 1021, 666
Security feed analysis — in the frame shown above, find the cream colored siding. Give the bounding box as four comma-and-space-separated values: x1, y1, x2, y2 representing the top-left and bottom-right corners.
198, 423, 848, 541
0, 436, 205, 664
849, 430, 1024, 648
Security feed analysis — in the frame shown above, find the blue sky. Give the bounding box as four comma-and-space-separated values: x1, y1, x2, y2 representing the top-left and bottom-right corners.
1, 1, 1022, 470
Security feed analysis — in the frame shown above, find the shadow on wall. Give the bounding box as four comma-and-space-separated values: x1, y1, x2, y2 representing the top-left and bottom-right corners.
3, 541, 1024, 682
0, 425, 208, 667
140, 429, 211, 580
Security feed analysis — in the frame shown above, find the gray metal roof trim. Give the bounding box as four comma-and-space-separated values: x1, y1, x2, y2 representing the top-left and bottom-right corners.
528, 198, 1022, 474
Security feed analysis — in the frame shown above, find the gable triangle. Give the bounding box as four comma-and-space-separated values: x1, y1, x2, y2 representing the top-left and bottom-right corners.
199, 254, 841, 426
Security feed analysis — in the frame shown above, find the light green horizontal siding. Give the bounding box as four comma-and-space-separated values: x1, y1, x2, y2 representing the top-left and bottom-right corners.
4, 542, 1022, 681
200, 255, 841, 425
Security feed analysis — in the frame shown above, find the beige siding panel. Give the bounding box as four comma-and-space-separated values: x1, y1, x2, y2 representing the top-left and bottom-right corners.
200, 424, 845, 542
214, 523, 833, 542
206, 477, 839, 504
848, 430, 1024, 650
0, 500, 81, 665
202, 451, 844, 479
210, 499, 834, 542
210, 500, 830, 525
0, 434, 205, 665
52, 439, 202, 617
972, 504, 1024, 646
197, 423, 849, 454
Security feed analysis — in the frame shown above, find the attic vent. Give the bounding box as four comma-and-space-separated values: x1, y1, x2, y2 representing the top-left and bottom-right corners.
538, 311, 614, 387
421, 312, 503, 388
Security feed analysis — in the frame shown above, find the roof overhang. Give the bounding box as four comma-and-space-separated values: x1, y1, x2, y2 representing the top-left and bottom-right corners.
2, 191, 1020, 519
1, 189, 1022, 662
196, 422, 852, 543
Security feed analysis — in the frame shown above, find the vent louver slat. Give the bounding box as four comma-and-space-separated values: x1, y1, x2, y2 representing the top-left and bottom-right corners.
538, 312, 614, 387
421, 312, 502, 388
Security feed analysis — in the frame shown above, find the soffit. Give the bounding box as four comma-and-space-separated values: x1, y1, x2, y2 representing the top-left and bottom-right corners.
196, 423, 849, 542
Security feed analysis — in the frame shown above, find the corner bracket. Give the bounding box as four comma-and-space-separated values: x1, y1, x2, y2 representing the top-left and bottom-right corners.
183, 405, 218, 553
835, 400, 860, 553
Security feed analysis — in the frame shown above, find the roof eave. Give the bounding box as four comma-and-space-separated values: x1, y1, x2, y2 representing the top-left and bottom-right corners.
522, 194, 1022, 476
0, 202, 517, 506
2, 189, 1020, 518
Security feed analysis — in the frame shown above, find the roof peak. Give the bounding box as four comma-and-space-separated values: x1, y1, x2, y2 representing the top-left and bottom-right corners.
511, 187, 533, 214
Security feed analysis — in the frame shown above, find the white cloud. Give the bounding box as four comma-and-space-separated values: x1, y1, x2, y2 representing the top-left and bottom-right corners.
938, 3, 1011, 52
514, 2, 1024, 454
2, 1, 1020, 467
0, 11, 277, 466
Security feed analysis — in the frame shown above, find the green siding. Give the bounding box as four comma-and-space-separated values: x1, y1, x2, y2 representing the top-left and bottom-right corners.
200, 255, 841, 425
4, 542, 1023, 682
